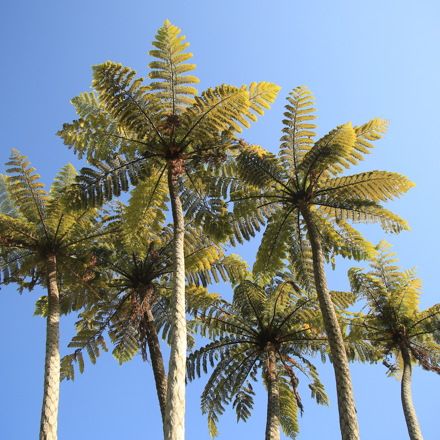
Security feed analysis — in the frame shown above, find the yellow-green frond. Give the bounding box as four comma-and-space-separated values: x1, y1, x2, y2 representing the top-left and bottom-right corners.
149, 20, 199, 111
319, 171, 415, 203
280, 86, 318, 167
4, 149, 49, 224
353, 118, 389, 160
183, 85, 250, 134
297, 122, 356, 179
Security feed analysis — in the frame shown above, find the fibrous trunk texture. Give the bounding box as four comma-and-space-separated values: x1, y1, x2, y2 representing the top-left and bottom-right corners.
40, 255, 60, 440
301, 206, 359, 440
164, 167, 187, 440
399, 342, 423, 440
143, 308, 168, 428
265, 348, 281, 440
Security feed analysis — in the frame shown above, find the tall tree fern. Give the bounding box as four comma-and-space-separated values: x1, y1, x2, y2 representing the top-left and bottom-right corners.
60, 220, 248, 434
226, 86, 415, 439
0, 150, 112, 440
188, 275, 329, 440
58, 20, 279, 439
349, 241, 440, 440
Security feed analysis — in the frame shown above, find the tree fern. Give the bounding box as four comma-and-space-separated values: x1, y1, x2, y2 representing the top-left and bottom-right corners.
0, 150, 113, 440
348, 241, 440, 439
188, 275, 328, 439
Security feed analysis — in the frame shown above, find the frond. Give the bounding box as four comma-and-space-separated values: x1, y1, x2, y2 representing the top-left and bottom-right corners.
314, 213, 377, 263
317, 199, 410, 234
232, 381, 255, 423
4, 149, 48, 224
49, 163, 78, 198
183, 85, 251, 135
278, 376, 300, 439
109, 317, 140, 365
297, 122, 356, 179
121, 171, 169, 235
92, 61, 167, 144
233, 280, 267, 318
61, 307, 110, 380
317, 171, 415, 204
352, 118, 389, 161
235, 150, 285, 190
253, 208, 298, 276
279, 86, 318, 168
71, 154, 160, 209
0, 174, 19, 217
58, 92, 138, 162
149, 19, 199, 111
242, 81, 281, 121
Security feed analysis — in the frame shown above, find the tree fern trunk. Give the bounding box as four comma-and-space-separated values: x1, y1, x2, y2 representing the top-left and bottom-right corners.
399, 342, 423, 440
164, 166, 187, 440
301, 206, 359, 440
265, 348, 280, 440
143, 308, 168, 429
40, 255, 60, 440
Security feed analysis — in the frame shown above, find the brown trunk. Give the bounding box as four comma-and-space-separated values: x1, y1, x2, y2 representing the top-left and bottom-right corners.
265, 347, 281, 440
399, 342, 423, 440
143, 308, 168, 428
39, 254, 60, 440
301, 206, 359, 440
164, 166, 187, 440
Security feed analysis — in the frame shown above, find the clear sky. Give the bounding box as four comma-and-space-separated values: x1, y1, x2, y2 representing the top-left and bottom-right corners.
1, 1, 439, 439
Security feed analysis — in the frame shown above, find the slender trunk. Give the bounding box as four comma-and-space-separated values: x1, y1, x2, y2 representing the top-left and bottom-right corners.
143, 308, 168, 428
164, 166, 187, 440
40, 255, 60, 440
265, 347, 280, 440
399, 342, 423, 440
301, 206, 359, 440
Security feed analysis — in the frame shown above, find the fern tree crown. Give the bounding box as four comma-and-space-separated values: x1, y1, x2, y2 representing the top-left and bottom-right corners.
229, 86, 414, 280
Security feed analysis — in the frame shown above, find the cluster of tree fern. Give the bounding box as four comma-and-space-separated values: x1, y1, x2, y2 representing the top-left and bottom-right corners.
1, 20, 439, 440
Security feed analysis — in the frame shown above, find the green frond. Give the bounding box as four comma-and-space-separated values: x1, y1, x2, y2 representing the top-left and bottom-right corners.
0, 174, 19, 217
317, 199, 410, 234
353, 118, 389, 159
233, 280, 267, 316
121, 171, 169, 235
278, 377, 300, 439
232, 381, 255, 422
297, 122, 356, 179
71, 154, 159, 209
49, 163, 78, 198
280, 86, 318, 168
92, 61, 167, 142
58, 92, 138, 162
277, 223, 315, 294
235, 150, 285, 190
330, 290, 357, 310
253, 209, 297, 276
109, 318, 140, 365
183, 85, 251, 134
60, 310, 109, 381
149, 20, 199, 111
243, 81, 281, 119
318, 171, 415, 204
5, 149, 49, 224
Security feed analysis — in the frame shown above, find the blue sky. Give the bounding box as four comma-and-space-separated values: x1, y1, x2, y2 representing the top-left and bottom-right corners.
1, 1, 439, 438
